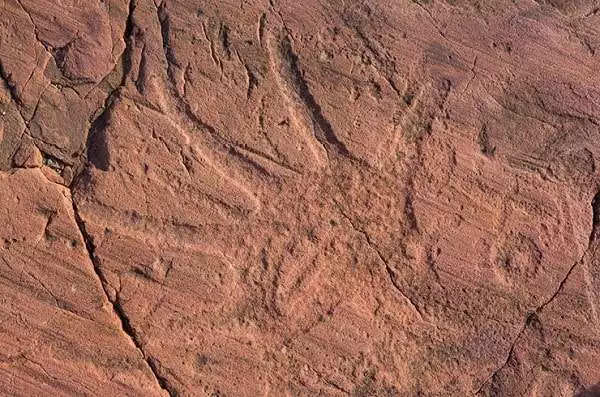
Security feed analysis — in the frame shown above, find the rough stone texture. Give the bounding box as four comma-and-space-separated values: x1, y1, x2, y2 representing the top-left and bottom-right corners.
0, 169, 167, 396
1, 0, 600, 396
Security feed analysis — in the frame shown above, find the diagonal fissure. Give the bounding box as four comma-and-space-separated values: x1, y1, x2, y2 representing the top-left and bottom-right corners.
66, 1, 176, 395
333, 199, 424, 320
70, 198, 177, 397
474, 188, 600, 394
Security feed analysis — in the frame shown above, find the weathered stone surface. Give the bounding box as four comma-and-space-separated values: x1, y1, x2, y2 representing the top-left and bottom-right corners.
0, 169, 167, 396
12, 136, 42, 168
0, 81, 25, 170
2, 0, 600, 396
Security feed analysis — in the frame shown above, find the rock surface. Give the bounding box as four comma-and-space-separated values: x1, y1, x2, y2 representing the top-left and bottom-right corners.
1, 0, 600, 396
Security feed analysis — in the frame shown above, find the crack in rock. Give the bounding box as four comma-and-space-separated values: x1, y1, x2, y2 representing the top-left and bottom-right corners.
70, 198, 177, 397
474, 189, 600, 394
333, 199, 425, 321
65, 1, 177, 395
83, 0, 138, 174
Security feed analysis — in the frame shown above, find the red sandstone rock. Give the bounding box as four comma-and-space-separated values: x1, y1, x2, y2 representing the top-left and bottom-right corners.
1, 0, 600, 396
0, 169, 167, 396
13, 137, 43, 168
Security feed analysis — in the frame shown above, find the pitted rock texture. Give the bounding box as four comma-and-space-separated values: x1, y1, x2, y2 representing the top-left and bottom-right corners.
1, 0, 600, 396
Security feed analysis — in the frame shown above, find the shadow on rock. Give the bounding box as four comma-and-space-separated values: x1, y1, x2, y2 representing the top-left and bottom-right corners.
575, 385, 600, 397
